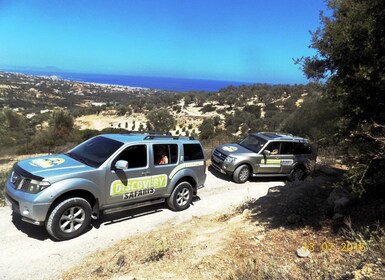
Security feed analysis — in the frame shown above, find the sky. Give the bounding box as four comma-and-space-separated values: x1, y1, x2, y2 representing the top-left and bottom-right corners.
0, 0, 327, 84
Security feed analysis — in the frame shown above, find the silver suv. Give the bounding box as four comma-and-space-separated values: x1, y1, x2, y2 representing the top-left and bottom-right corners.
211, 132, 316, 183
5, 133, 206, 240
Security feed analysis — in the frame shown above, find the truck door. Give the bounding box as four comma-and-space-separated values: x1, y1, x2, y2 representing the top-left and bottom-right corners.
257, 142, 282, 174
149, 143, 178, 196
105, 144, 157, 206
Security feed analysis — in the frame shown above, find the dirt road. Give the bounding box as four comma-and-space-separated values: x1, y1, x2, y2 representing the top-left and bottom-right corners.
0, 170, 285, 280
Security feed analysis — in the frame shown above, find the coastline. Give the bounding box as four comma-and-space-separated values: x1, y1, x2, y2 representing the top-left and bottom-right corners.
0, 69, 251, 92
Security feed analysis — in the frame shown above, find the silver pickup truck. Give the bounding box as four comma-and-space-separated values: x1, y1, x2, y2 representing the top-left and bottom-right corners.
5, 133, 206, 240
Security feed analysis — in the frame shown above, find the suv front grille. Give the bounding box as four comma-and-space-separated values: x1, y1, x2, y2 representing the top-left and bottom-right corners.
213, 149, 227, 161
10, 171, 30, 190
10, 171, 22, 189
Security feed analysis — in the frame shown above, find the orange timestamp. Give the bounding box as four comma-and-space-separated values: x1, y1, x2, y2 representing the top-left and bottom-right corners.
303, 241, 367, 253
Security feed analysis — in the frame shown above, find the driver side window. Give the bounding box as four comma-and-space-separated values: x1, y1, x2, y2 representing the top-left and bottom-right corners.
265, 142, 280, 155
114, 145, 147, 169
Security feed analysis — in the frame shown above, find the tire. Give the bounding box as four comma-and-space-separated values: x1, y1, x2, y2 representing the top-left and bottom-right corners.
167, 182, 193, 211
46, 197, 92, 241
233, 164, 250, 184
289, 166, 306, 181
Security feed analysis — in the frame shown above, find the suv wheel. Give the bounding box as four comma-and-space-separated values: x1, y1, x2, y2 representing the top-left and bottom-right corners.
289, 166, 306, 181
46, 197, 92, 241
233, 164, 250, 184
167, 182, 193, 211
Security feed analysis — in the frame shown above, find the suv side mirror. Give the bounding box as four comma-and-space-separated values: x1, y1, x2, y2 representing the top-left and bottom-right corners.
263, 150, 271, 156
115, 160, 128, 170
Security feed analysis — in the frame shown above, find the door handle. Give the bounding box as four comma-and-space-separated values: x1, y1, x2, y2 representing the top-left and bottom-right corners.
142, 171, 150, 176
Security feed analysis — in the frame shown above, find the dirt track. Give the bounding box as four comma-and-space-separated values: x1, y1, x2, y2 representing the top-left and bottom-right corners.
0, 170, 285, 280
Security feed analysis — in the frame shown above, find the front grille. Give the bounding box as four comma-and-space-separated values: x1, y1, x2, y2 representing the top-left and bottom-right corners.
11, 171, 22, 189
213, 149, 227, 161
10, 170, 29, 190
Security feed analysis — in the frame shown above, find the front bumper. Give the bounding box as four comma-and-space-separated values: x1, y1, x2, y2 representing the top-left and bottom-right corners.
5, 179, 51, 224
211, 156, 234, 175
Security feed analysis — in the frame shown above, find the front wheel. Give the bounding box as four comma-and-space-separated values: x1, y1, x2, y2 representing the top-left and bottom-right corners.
167, 182, 193, 211
46, 197, 92, 241
233, 164, 250, 184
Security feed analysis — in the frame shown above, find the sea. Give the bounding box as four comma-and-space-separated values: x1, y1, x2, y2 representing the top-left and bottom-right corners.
7, 70, 252, 92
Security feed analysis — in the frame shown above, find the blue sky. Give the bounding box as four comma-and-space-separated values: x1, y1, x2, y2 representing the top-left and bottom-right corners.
0, 0, 327, 84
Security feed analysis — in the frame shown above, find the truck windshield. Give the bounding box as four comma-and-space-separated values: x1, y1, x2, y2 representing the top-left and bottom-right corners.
239, 135, 267, 153
66, 136, 124, 167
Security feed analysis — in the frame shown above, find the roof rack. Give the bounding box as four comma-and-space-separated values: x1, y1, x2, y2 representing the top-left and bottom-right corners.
144, 135, 195, 140
123, 131, 172, 135
259, 132, 294, 137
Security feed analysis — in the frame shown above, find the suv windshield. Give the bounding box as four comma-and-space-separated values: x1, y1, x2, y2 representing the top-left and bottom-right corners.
67, 136, 124, 167
239, 135, 267, 153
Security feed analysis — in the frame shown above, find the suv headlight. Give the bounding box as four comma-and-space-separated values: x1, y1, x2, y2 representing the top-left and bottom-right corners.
20, 180, 51, 194
224, 156, 236, 164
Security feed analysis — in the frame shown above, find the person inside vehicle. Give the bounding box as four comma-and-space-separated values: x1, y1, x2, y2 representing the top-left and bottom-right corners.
156, 147, 169, 165
271, 149, 279, 155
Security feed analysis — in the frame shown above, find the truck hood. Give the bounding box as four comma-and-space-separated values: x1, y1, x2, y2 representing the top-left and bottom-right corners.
215, 144, 255, 156
16, 154, 94, 179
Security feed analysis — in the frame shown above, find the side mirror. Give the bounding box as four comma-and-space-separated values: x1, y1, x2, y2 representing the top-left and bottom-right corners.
263, 150, 271, 156
115, 160, 128, 170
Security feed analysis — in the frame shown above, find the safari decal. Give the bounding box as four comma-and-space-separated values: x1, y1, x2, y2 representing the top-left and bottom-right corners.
169, 161, 205, 179
30, 158, 65, 168
110, 174, 168, 199
281, 159, 294, 166
222, 146, 238, 152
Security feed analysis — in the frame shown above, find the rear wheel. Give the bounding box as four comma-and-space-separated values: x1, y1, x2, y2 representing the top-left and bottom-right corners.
46, 197, 92, 241
289, 166, 306, 181
167, 182, 193, 211
233, 164, 250, 183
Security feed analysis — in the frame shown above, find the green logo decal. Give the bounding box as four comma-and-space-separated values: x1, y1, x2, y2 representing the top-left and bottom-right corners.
222, 146, 238, 152
265, 159, 281, 165
30, 158, 65, 168
110, 174, 168, 196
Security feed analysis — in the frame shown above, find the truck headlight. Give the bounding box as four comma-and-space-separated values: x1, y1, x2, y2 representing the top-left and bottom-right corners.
20, 180, 51, 194
224, 156, 236, 164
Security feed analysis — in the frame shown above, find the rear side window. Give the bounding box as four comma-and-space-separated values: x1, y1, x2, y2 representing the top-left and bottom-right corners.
293, 142, 312, 154
153, 144, 178, 165
183, 144, 204, 161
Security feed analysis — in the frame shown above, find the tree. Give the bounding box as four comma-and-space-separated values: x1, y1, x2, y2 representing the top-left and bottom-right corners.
48, 110, 74, 141
199, 118, 215, 140
299, 0, 385, 194
146, 109, 176, 132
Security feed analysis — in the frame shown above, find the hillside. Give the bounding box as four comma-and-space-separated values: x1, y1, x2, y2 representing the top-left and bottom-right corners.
0, 71, 325, 156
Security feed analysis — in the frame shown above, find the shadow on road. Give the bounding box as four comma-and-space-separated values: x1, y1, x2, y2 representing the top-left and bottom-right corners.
11, 197, 201, 241
11, 212, 50, 241
93, 196, 201, 228
92, 203, 165, 228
